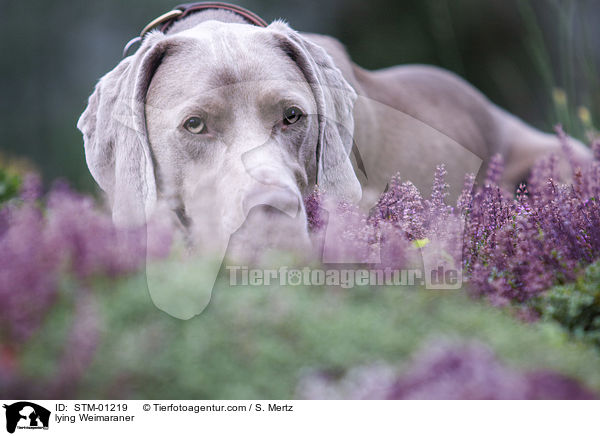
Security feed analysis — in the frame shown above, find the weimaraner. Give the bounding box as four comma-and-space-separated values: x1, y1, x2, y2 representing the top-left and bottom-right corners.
78, 6, 590, 259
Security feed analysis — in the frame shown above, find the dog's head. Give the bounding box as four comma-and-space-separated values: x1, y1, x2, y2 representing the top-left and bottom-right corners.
78, 20, 360, 256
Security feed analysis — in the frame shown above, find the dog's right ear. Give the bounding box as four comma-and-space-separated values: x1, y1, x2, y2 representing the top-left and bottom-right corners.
268, 21, 362, 203
78, 32, 173, 225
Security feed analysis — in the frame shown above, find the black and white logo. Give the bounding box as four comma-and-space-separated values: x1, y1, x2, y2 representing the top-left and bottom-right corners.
3, 402, 50, 434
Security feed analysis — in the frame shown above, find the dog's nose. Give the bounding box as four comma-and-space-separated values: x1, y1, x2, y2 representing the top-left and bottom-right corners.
242, 186, 301, 218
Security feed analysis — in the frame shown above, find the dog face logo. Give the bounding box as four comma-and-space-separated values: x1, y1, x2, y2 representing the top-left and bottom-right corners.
2, 402, 50, 434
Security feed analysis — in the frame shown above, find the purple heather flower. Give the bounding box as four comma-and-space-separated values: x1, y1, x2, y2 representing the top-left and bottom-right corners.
19, 173, 43, 202
372, 174, 426, 240
303, 130, 599, 301
484, 154, 504, 187
0, 179, 173, 346
462, 131, 600, 302
0, 203, 58, 343
457, 173, 476, 215
304, 186, 325, 232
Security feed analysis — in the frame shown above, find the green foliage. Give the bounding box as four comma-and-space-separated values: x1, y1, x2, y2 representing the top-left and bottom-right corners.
517, 0, 599, 140
18, 269, 600, 399
535, 260, 600, 349
0, 167, 20, 204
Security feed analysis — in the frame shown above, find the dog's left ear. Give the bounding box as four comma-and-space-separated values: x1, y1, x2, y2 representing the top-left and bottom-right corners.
269, 22, 362, 202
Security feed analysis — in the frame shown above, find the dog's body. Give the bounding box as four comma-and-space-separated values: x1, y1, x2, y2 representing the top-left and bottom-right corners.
304, 32, 590, 205
79, 9, 590, 257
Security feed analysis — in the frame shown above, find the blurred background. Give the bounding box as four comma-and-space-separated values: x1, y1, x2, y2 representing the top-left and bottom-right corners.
0, 0, 598, 192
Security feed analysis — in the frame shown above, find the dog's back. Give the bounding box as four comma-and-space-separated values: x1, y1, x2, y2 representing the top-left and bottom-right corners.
306, 32, 590, 204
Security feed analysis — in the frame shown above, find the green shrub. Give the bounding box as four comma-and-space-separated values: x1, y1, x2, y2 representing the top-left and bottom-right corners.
535, 260, 600, 349
15, 270, 600, 399
0, 167, 20, 204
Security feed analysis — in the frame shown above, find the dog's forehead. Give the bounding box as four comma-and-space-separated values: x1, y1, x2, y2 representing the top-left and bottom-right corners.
148, 21, 308, 106
170, 21, 300, 83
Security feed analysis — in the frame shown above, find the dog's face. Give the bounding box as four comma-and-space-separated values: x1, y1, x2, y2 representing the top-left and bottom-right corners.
146, 22, 318, 252
78, 20, 361, 257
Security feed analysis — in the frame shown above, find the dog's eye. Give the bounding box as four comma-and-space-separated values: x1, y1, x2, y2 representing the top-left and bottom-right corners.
183, 116, 206, 134
283, 106, 303, 125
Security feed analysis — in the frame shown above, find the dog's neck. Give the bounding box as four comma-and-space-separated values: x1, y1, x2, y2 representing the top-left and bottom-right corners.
166, 9, 249, 34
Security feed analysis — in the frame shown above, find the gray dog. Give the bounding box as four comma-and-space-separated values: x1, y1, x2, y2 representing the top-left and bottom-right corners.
78, 6, 589, 259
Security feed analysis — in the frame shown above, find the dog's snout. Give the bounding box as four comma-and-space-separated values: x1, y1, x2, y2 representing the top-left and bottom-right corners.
245, 166, 291, 189
242, 187, 301, 218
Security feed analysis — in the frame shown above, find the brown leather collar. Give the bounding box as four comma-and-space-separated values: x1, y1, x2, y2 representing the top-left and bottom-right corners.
123, 2, 268, 56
